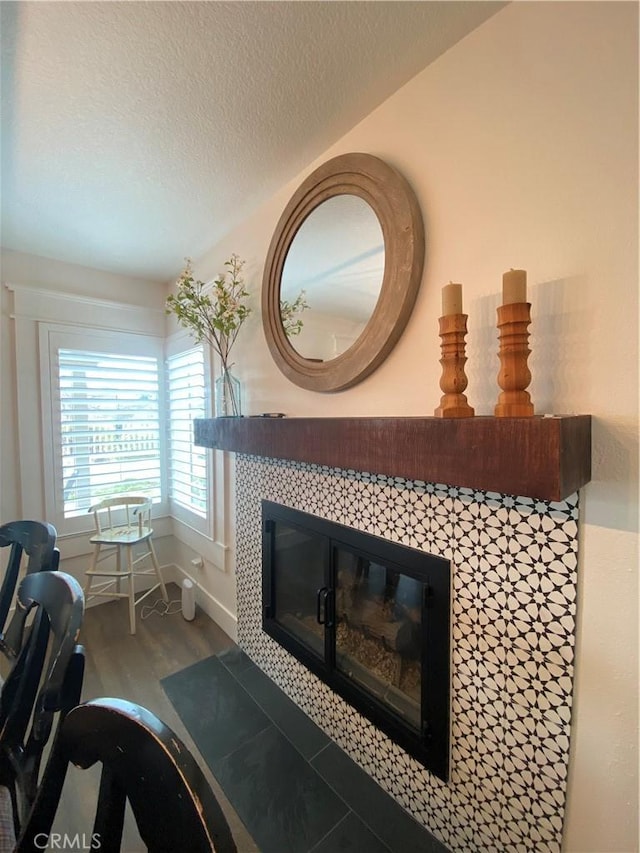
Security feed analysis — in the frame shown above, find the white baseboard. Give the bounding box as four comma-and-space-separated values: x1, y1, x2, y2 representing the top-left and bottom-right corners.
170, 563, 238, 643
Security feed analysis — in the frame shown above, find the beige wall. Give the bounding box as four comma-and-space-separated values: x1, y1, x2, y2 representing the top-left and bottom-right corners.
185, 3, 638, 851
0, 250, 164, 306
1, 2, 637, 850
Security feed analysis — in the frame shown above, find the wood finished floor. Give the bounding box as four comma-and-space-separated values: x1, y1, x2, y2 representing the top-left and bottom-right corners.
51, 584, 259, 852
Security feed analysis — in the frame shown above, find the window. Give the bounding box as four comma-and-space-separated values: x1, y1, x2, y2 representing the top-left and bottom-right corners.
17, 296, 219, 548
166, 346, 208, 518
58, 349, 162, 517
40, 325, 167, 535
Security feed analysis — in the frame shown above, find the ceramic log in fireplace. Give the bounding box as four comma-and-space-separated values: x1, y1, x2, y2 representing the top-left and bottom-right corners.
261, 500, 450, 781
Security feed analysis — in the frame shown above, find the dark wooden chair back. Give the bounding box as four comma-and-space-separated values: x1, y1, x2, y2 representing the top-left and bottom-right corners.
17, 698, 237, 853
0, 571, 85, 834
0, 520, 59, 660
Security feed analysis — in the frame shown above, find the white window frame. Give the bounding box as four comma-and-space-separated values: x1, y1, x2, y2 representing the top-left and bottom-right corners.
165, 333, 212, 536
40, 323, 168, 536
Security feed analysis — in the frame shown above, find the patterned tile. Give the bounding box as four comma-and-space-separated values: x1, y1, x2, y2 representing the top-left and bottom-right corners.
234, 454, 579, 853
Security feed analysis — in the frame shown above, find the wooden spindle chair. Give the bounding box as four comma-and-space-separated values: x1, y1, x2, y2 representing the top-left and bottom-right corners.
84, 496, 167, 634
0, 571, 85, 847
0, 521, 59, 663
15, 698, 237, 853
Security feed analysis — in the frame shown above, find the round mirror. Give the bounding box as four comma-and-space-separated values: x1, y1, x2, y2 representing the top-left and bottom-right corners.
262, 152, 424, 392
280, 194, 385, 361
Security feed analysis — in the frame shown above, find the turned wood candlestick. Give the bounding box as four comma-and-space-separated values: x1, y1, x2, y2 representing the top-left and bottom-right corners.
495, 302, 534, 417
434, 314, 474, 418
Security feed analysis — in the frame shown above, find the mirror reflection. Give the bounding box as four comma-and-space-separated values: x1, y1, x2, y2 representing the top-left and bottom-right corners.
280, 195, 385, 361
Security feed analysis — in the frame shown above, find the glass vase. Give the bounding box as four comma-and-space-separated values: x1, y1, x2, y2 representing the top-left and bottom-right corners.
215, 367, 242, 417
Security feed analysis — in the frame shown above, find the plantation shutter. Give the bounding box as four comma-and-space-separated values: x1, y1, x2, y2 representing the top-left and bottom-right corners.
166, 347, 207, 517
58, 348, 162, 517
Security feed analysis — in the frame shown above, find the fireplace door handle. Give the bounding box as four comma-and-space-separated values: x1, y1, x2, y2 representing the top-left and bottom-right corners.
316, 587, 329, 625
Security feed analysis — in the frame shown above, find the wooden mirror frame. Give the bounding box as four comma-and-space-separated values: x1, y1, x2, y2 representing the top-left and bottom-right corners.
262, 152, 425, 392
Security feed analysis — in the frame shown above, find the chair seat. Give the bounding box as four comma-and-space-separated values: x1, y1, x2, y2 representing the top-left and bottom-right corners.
90, 526, 154, 545
0, 785, 16, 853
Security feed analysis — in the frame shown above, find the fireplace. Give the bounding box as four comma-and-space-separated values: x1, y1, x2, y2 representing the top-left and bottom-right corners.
190, 408, 589, 852
227, 455, 582, 851
262, 500, 450, 781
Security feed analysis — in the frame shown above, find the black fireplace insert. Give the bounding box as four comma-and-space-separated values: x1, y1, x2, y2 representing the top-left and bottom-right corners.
261, 500, 450, 781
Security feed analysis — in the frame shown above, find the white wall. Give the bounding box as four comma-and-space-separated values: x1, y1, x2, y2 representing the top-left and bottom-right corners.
182, 4, 638, 851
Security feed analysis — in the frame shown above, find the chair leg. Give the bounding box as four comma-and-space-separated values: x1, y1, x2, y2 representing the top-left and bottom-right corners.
116, 545, 122, 596
125, 546, 136, 635
149, 540, 168, 602
84, 544, 101, 598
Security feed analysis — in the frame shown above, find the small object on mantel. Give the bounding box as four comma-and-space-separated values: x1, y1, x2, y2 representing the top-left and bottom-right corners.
435, 284, 474, 418
495, 269, 534, 417
250, 412, 286, 418
441, 282, 463, 316
502, 268, 527, 305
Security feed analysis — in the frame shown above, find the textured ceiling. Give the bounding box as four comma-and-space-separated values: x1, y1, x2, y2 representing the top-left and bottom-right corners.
1, 1, 504, 282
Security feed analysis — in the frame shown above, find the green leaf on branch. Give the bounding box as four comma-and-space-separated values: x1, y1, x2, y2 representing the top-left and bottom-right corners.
166, 254, 252, 366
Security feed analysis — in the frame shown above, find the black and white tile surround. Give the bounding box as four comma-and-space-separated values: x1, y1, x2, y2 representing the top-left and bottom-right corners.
235, 454, 579, 853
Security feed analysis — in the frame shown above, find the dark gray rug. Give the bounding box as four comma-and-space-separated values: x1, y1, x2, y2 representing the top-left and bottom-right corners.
161, 647, 447, 853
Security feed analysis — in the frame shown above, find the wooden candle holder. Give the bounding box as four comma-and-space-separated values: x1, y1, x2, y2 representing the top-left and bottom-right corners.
495, 302, 534, 417
434, 314, 474, 418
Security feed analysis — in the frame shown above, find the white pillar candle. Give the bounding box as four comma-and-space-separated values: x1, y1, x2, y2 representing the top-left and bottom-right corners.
442, 282, 463, 316
502, 269, 527, 304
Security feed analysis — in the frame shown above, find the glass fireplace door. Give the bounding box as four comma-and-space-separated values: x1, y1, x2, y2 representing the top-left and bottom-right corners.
264, 519, 329, 663
262, 500, 450, 781
334, 547, 423, 731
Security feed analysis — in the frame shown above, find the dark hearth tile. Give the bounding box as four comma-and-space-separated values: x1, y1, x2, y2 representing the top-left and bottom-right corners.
235, 663, 330, 760
311, 743, 448, 852
213, 725, 349, 853
217, 644, 256, 675
161, 655, 269, 764
310, 811, 391, 853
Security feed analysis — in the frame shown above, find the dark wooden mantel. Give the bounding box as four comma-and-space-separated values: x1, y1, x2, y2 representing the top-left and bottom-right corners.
194, 415, 591, 502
